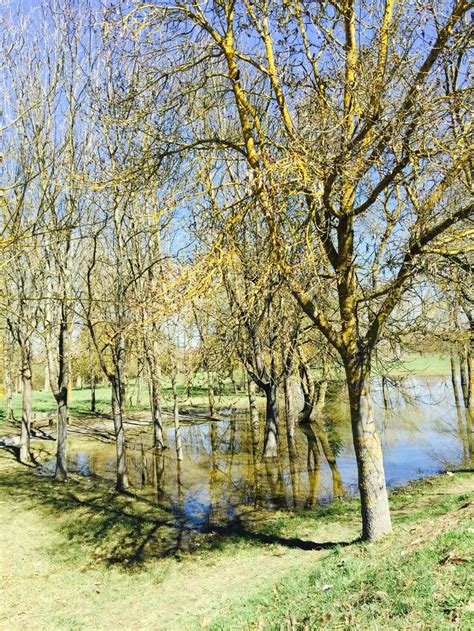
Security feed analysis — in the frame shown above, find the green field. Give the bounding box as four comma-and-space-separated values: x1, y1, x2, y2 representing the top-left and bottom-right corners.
0, 353, 452, 424
0, 446, 472, 630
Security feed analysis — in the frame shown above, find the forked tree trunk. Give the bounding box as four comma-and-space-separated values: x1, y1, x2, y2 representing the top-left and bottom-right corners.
263, 383, 279, 458
111, 377, 129, 491
345, 359, 391, 540
19, 360, 32, 464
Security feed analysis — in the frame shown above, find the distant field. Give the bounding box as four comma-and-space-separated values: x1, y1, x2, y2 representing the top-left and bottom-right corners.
0, 353, 451, 424
376, 353, 451, 377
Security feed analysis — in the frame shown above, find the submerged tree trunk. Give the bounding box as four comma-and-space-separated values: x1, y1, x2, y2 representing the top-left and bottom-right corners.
111, 376, 129, 491
300, 423, 321, 508
312, 417, 346, 498
19, 358, 32, 464
298, 366, 344, 497
207, 371, 215, 418
150, 374, 164, 450
284, 375, 295, 448
460, 349, 469, 409
263, 383, 279, 458
451, 351, 462, 408
345, 359, 391, 540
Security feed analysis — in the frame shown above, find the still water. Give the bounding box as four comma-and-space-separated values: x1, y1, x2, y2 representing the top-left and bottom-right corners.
43, 376, 472, 532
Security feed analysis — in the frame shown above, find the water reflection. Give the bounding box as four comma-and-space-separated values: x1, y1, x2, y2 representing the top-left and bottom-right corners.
44, 376, 471, 534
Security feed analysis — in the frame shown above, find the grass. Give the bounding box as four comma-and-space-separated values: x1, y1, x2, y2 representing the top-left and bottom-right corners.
377, 352, 452, 377
0, 374, 250, 424
0, 352, 451, 425
0, 438, 472, 630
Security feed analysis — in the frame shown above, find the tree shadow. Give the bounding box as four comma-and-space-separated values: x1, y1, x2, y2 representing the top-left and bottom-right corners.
0, 453, 354, 570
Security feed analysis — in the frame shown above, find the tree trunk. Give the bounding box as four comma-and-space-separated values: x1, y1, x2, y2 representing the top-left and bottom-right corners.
3, 346, 14, 420
171, 366, 183, 461
19, 362, 32, 464
136, 356, 143, 407
230, 370, 239, 395
151, 375, 164, 450
111, 377, 129, 491
460, 349, 469, 409
300, 423, 321, 507
263, 383, 279, 458
450, 351, 462, 408
55, 386, 68, 481
90, 372, 96, 413
247, 376, 259, 447
284, 375, 295, 447
207, 371, 215, 417
312, 417, 346, 497
345, 359, 391, 540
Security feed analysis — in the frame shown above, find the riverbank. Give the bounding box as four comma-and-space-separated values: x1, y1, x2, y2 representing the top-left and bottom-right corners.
0, 444, 472, 630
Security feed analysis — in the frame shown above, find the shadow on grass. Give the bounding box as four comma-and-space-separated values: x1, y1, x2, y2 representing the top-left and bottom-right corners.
0, 450, 353, 570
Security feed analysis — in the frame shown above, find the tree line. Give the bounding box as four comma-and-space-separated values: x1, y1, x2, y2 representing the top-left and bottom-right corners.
0, 0, 472, 540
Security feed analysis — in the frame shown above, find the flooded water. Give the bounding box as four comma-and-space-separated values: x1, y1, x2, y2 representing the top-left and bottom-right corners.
46, 376, 472, 533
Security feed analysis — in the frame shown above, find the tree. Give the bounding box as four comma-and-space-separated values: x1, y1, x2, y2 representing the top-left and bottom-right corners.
132, 0, 472, 539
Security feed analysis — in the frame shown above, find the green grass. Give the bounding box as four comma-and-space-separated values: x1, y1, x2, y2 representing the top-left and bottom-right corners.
0, 375, 250, 427
374, 352, 451, 377
0, 435, 472, 631
0, 353, 451, 427
207, 476, 474, 630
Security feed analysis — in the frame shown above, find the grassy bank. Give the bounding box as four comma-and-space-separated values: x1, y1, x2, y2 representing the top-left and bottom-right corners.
0, 443, 472, 630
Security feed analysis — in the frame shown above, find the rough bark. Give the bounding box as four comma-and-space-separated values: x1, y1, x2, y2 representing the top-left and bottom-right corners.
345, 359, 391, 540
